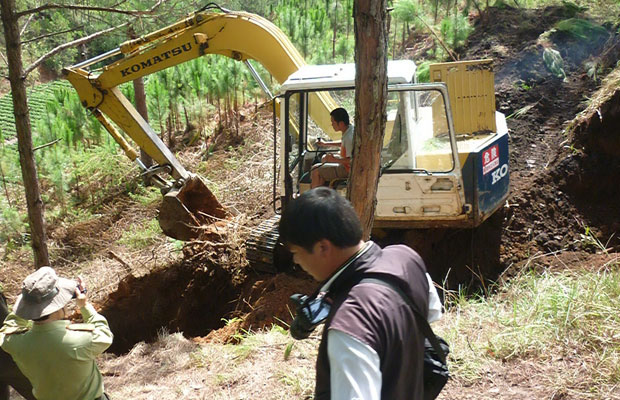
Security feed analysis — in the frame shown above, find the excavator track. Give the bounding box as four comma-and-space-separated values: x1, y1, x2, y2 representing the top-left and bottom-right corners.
245, 215, 283, 273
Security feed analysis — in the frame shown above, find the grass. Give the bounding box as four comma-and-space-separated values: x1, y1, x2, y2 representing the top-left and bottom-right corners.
437, 261, 620, 397
116, 219, 163, 249
128, 186, 162, 207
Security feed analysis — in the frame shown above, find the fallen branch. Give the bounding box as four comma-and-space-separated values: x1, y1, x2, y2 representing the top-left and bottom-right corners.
414, 14, 457, 61
22, 26, 85, 45
19, 13, 34, 36
108, 250, 132, 273
33, 138, 61, 151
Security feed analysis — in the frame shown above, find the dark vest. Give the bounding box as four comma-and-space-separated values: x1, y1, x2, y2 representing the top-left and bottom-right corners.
0, 291, 8, 321
314, 242, 429, 400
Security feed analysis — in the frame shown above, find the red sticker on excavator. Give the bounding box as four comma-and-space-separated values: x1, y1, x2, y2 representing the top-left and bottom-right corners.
482, 144, 500, 175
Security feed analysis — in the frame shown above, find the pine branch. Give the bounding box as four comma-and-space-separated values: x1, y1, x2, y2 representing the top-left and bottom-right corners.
22, 26, 84, 45
16, 4, 148, 19
22, 22, 126, 78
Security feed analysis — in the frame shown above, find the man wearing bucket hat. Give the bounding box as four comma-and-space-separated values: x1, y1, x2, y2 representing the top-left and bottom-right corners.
0, 267, 113, 400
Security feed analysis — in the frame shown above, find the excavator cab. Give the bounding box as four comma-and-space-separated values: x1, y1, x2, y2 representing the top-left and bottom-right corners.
277, 60, 510, 229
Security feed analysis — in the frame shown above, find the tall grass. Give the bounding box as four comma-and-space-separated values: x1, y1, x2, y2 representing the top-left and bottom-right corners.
440, 264, 620, 395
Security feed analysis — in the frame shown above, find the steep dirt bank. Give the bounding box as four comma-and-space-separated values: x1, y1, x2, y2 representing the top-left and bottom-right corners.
553, 68, 620, 246
401, 5, 620, 288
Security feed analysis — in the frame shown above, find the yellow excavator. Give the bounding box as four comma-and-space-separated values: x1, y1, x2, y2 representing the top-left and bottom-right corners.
63, 4, 339, 241
64, 4, 510, 270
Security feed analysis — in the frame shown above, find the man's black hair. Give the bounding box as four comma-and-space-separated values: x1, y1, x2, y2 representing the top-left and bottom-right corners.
330, 107, 349, 127
279, 187, 362, 252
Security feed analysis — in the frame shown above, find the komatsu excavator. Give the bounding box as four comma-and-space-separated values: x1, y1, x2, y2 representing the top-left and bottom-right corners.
63, 4, 509, 270
63, 3, 339, 241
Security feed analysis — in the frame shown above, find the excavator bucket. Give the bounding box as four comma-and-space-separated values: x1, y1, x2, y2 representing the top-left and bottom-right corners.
158, 175, 228, 241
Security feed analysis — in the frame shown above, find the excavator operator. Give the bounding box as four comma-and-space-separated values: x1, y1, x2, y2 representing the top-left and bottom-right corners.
310, 108, 354, 188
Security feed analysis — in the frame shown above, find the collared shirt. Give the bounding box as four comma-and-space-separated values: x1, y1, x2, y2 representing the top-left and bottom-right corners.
328, 330, 381, 400
1, 304, 113, 400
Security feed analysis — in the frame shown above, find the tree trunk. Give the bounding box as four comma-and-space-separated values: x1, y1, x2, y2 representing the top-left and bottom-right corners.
349, 0, 388, 239
132, 77, 153, 170
332, 1, 338, 59
1, 0, 50, 267
0, 162, 11, 207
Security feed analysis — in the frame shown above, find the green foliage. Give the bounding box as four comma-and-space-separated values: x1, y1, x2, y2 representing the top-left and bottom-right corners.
68, 146, 137, 206
416, 61, 431, 82
16, 0, 196, 74
272, 0, 353, 64
585, 60, 603, 82
117, 219, 162, 249
560, 0, 589, 17
393, 0, 421, 27
554, 18, 609, 41
492, 0, 510, 8
543, 47, 567, 79
440, 11, 474, 51
0, 200, 28, 245
128, 186, 161, 207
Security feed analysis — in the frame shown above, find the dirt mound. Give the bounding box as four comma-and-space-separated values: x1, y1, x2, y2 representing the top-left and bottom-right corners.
467, 6, 611, 173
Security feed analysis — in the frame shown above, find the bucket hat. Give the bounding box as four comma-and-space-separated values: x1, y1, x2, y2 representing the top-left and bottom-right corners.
13, 267, 77, 320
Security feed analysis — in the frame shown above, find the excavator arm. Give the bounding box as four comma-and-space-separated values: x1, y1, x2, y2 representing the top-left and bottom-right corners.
63, 7, 338, 240
65, 9, 337, 179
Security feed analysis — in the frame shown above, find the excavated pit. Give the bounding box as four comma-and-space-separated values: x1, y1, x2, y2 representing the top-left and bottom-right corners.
100, 258, 240, 354
99, 242, 316, 354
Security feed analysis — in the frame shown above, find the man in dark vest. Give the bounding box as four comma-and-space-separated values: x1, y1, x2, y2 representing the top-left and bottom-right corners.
279, 187, 442, 400
0, 288, 35, 400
